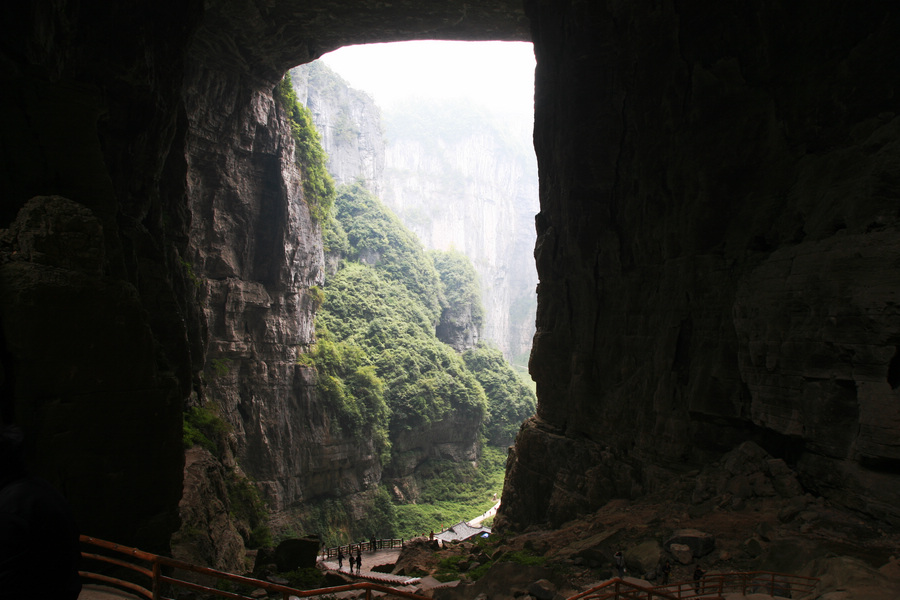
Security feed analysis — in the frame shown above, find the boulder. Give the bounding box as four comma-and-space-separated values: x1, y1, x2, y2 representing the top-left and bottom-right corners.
743, 537, 763, 558
528, 579, 557, 600
625, 540, 661, 574
666, 529, 715, 558
669, 543, 693, 565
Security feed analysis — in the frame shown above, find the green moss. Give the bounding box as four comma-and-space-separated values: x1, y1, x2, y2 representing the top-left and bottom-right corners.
274, 73, 335, 226
182, 404, 230, 454
227, 473, 272, 549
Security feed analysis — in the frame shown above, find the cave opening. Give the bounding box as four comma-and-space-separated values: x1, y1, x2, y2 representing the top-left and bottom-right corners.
272, 40, 541, 543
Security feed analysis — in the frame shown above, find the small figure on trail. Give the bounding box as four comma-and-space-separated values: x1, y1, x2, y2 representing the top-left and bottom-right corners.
660, 560, 672, 585
371, 536, 377, 552
693, 564, 706, 593
614, 550, 626, 578
356, 548, 362, 574
430, 530, 434, 540
338, 548, 344, 570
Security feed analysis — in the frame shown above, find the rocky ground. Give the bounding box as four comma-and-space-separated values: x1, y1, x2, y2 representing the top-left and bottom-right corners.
389, 442, 900, 600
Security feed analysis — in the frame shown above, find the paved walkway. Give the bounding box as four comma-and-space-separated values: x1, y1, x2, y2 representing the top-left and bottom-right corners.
78, 584, 141, 600
321, 547, 420, 585
466, 500, 500, 527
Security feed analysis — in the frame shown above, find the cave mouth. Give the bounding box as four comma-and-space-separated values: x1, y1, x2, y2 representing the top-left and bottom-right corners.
307, 39, 540, 373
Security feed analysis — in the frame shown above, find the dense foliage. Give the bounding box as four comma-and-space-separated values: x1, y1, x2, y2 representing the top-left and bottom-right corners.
431, 248, 484, 330
334, 181, 443, 324
296, 181, 535, 543
463, 343, 536, 446
275, 73, 335, 224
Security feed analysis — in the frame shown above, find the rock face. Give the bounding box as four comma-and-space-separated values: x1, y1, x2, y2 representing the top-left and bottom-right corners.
295, 61, 538, 365
380, 104, 539, 364
291, 63, 386, 197
3, 0, 900, 561
499, 1, 900, 529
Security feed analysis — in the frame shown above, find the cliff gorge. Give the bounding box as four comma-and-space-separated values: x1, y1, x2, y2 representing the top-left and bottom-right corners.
293, 62, 538, 365
2, 0, 899, 566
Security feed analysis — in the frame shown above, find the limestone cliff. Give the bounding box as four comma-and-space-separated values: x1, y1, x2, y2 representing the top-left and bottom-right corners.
294, 62, 538, 366
291, 63, 386, 197
381, 102, 538, 366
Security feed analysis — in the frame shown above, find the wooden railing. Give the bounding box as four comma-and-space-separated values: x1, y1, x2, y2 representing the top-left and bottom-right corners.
569, 571, 819, 600
79, 535, 429, 600
80, 535, 818, 600
567, 579, 681, 600
323, 538, 405, 559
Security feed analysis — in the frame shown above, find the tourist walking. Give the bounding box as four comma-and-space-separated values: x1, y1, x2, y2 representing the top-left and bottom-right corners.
338, 548, 344, 571
356, 548, 362, 574
693, 564, 706, 594
614, 550, 626, 578
661, 560, 672, 585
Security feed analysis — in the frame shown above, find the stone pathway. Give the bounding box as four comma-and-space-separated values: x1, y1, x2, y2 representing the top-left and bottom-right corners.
321, 547, 420, 585
78, 584, 141, 600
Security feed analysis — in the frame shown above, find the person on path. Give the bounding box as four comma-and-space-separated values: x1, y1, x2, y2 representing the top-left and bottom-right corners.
338, 548, 344, 571
660, 560, 672, 585
356, 548, 362, 574
614, 550, 626, 578
693, 564, 706, 594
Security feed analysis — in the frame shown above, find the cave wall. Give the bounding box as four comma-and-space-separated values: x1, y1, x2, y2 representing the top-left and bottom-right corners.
0, 1, 204, 551
498, 0, 900, 529
3, 0, 899, 555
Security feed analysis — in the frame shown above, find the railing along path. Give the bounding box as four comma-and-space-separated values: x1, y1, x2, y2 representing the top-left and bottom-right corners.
79, 535, 428, 600
570, 570, 818, 600
80, 534, 819, 600
323, 538, 405, 559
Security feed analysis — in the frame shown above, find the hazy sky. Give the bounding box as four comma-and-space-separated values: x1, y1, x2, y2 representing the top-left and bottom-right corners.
319, 40, 536, 117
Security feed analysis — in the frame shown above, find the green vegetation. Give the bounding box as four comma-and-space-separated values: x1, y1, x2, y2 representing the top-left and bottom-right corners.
463, 344, 536, 446
228, 473, 272, 548
274, 72, 335, 225
433, 539, 546, 582
291, 181, 539, 542
332, 181, 444, 323
393, 445, 506, 539
182, 404, 230, 454
305, 329, 391, 462
431, 248, 484, 328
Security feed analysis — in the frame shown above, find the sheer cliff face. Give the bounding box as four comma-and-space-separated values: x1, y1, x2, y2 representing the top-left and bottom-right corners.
291, 64, 386, 197
296, 63, 538, 364
498, 1, 900, 529
381, 113, 539, 364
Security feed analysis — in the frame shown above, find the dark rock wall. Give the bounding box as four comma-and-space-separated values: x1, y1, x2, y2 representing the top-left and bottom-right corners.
498, 1, 900, 530
0, 1, 203, 551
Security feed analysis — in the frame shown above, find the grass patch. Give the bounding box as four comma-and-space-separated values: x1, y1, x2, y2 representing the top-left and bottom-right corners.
393, 445, 505, 539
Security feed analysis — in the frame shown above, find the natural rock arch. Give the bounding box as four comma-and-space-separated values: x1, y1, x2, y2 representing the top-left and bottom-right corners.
2, 1, 899, 553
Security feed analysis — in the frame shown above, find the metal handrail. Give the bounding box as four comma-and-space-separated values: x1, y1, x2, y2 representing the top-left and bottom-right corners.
323, 538, 406, 558
79, 535, 430, 600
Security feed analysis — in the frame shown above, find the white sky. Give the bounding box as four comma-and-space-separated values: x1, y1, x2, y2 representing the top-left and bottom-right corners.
319, 40, 536, 117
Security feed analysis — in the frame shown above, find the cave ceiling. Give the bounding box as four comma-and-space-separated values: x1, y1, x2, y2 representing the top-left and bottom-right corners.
196, 0, 530, 77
